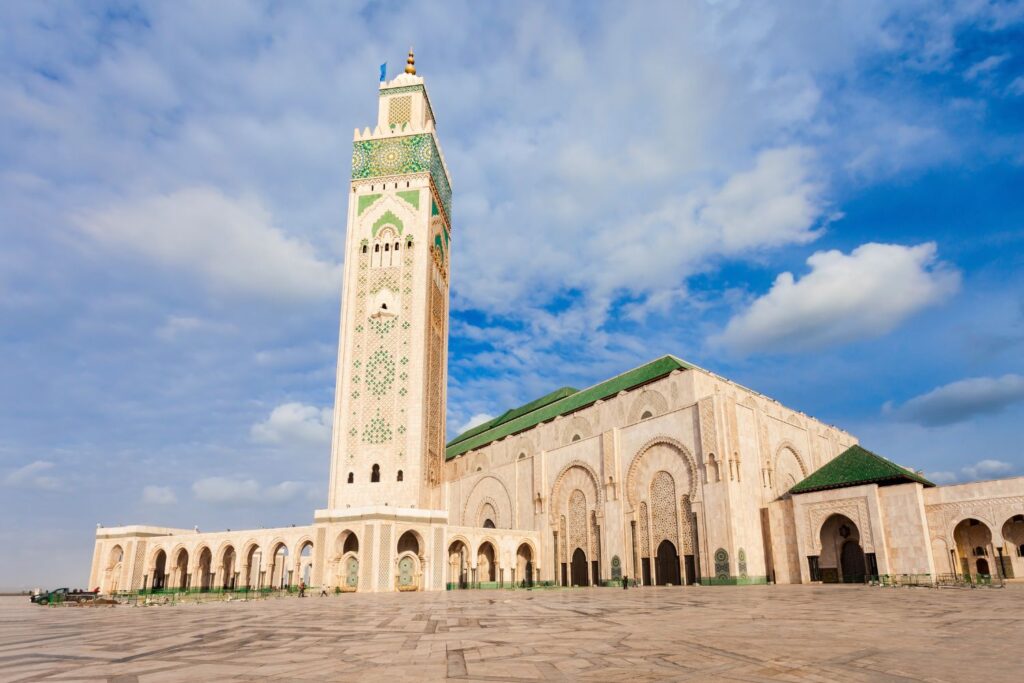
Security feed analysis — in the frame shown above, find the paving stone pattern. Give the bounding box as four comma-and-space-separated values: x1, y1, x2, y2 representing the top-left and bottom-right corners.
1, 585, 1021, 682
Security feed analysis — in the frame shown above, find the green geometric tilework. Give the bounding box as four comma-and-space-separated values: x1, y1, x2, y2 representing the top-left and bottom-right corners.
351, 134, 451, 219
365, 348, 396, 397
372, 210, 403, 237
363, 409, 392, 444
396, 190, 420, 209
358, 194, 382, 214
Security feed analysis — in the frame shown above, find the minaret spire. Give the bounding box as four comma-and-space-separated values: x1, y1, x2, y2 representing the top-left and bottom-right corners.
404, 47, 416, 75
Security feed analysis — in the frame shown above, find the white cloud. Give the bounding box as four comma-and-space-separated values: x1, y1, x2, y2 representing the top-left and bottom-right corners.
928, 459, 1015, 484
3, 460, 60, 490
1007, 76, 1024, 97
74, 187, 341, 301
191, 476, 315, 505
456, 413, 495, 435
251, 402, 332, 446
700, 147, 825, 253
961, 459, 1014, 480
888, 374, 1024, 426
963, 54, 1009, 81
141, 485, 177, 505
714, 242, 960, 354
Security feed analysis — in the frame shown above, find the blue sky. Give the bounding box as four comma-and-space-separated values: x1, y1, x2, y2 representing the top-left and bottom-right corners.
2, 1, 1023, 589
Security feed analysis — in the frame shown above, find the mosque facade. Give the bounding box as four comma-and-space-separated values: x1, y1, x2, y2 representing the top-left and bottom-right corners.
90, 55, 1024, 594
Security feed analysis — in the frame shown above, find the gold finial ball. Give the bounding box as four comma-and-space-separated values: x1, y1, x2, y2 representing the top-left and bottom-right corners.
405, 47, 416, 75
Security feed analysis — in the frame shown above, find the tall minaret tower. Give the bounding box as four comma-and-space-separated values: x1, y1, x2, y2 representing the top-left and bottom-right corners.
326, 51, 452, 512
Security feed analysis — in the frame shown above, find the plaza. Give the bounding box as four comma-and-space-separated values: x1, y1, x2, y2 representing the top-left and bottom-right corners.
3, 585, 1022, 682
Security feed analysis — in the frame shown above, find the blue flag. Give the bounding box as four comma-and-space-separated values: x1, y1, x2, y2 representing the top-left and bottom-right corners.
379, 63, 387, 82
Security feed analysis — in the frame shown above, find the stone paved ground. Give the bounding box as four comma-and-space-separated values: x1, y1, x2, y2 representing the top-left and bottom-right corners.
1, 584, 1021, 682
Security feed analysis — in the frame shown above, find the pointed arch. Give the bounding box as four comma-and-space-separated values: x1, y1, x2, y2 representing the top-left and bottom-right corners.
626, 437, 699, 511
549, 460, 604, 525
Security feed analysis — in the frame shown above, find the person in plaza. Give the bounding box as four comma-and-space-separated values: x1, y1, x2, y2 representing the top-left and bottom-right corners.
298, 580, 306, 597
622, 575, 628, 590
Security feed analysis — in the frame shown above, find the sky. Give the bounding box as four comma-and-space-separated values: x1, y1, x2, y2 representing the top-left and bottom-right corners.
2, 0, 1023, 589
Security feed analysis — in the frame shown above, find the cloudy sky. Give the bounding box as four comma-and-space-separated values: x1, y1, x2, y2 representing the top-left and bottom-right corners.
2, 1, 1024, 589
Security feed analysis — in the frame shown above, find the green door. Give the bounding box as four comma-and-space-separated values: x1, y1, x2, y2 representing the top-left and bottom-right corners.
345, 557, 359, 589
398, 556, 415, 589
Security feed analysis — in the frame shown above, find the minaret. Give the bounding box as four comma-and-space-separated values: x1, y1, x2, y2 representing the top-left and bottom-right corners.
326, 50, 452, 512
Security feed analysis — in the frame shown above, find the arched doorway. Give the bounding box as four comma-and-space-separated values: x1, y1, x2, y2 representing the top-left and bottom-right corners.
396, 531, 422, 591
242, 544, 260, 589
570, 548, 589, 587
516, 543, 534, 587
220, 546, 237, 589
172, 548, 189, 590
953, 518, 994, 578
105, 545, 124, 594
1001, 514, 1024, 579
269, 543, 290, 589
478, 542, 497, 584
336, 531, 359, 591
197, 547, 213, 591
656, 540, 681, 585
818, 514, 867, 583
448, 540, 469, 589
152, 550, 167, 590
297, 541, 314, 586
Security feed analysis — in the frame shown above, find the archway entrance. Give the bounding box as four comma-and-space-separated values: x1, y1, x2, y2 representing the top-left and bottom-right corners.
448, 540, 469, 589
105, 545, 124, 593
818, 514, 868, 583
336, 531, 359, 591
396, 531, 422, 591
570, 548, 589, 586
270, 544, 290, 588
655, 540, 681, 585
173, 549, 189, 590
197, 548, 213, 591
297, 542, 314, 586
953, 518, 994, 578
516, 543, 534, 587
220, 546, 236, 589
243, 545, 260, 589
152, 550, 167, 590
1000, 514, 1023, 579
478, 542, 497, 584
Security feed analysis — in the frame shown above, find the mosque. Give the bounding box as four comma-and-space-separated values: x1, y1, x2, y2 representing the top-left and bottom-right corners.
90, 53, 1024, 594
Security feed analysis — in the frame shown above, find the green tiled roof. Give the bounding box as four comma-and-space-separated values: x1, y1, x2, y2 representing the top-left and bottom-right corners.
446, 355, 692, 460
789, 444, 934, 495
447, 387, 578, 450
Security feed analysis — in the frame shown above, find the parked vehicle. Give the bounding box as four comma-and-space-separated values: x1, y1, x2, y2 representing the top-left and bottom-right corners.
31, 588, 98, 605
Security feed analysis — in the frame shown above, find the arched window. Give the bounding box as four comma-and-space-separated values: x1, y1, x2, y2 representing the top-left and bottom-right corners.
371, 464, 380, 483
384, 243, 390, 252
974, 546, 986, 557
394, 242, 400, 251
406, 239, 412, 248
571, 434, 581, 442
476, 466, 483, 472
361, 245, 368, 254
483, 519, 495, 529
518, 452, 526, 460
641, 410, 653, 420
374, 244, 380, 252
397, 470, 403, 482
347, 472, 354, 484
